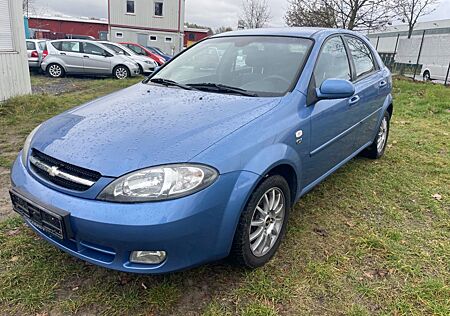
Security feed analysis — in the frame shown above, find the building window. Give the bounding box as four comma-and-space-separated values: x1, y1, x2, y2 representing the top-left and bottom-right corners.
165, 37, 172, 43
150, 35, 157, 41
0, 0, 14, 51
154, 1, 163, 16
115, 32, 124, 38
126, 0, 135, 14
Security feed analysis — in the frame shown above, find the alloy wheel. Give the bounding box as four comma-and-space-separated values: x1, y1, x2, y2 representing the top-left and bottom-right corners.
49, 65, 62, 77
115, 67, 129, 79
377, 116, 388, 153
248, 187, 286, 257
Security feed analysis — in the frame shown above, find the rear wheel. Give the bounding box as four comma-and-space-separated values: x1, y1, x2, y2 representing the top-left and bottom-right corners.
113, 65, 130, 80
423, 70, 431, 82
361, 111, 390, 159
230, 175, 290, 268
47, 63, 64, 78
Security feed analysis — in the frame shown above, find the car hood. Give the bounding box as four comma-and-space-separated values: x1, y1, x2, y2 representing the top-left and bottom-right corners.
31, 83, 281, 177
132, 55, 156, 63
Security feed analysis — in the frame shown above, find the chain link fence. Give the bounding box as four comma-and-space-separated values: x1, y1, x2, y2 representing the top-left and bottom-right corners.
368, 27, 450, 85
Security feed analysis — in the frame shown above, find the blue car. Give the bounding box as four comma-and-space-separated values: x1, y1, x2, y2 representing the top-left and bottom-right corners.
10, 28, 392, 274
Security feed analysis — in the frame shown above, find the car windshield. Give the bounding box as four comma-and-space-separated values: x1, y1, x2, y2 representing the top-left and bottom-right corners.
102, 43, 131, 56
150, 36, 312, 97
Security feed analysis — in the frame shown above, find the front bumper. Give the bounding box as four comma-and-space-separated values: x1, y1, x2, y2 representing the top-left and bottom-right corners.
10, 156, 258, 273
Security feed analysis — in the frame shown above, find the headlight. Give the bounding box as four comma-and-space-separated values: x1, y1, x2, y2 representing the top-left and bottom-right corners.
97, 164, 218, 202
21, 124, 41, 166
144, 61, 155, 65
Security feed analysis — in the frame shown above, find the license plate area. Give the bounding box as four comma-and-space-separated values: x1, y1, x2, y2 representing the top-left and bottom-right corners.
9, 189, 71, 240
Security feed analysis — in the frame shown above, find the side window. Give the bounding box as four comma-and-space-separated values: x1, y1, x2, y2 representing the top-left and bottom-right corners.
314, 37, 351, 87
61, 41, 80, 53
83, 43, 107, 56
126, 0, 135, 14
346, 37, 376, 79
51, 41, 62, 51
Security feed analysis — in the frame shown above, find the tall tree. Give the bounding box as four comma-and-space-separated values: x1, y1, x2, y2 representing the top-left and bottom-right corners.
240, 0, 271, 29
392, 0, 439, 38
23, 0, 34, 16
285, 0, 392, 31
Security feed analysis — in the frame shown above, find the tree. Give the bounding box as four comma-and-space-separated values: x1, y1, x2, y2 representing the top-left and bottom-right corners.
285, 1, 337, 28
240, 0, 271, 29
23, 0, 34, 16
285, 0, 393, 31
215, 26, 233, 34
392, 0, 439, 38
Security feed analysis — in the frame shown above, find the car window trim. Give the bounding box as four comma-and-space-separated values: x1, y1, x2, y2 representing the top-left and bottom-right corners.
343, 35, 380, 83
82, 42, 106, 56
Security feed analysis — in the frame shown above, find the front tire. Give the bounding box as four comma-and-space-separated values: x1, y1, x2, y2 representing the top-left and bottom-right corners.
230, 175, 290, 268
47, 63, 65, 78
361, 111, 390, 159
423, 70, 431, 82
113, 65, 130, 80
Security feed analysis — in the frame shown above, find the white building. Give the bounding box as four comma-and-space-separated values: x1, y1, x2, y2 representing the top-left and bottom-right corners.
368, 19, 450, 80
108, 0, 185, 55
0, 0, 31, 101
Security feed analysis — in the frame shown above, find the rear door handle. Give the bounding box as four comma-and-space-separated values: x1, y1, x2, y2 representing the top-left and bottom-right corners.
60, 52, 66, 55
83, 55, 90, 58
379, 80, 388, 88
349, 95, 360, 105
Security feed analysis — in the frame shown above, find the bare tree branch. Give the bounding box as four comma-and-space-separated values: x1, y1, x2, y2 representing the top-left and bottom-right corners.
392, 0, 439, 38
240, 0, 271, 29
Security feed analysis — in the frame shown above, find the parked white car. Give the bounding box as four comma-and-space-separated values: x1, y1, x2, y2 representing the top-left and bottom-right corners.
41, 39, 140, 79
422, 63, 450, 82
26, 39, 48, 69
100, 41, 158, 75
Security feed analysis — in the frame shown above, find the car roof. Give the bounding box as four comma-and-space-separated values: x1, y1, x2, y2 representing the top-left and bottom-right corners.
212, 27, 363, 39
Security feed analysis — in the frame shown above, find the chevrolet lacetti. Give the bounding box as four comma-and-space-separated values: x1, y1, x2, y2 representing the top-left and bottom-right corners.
10, 28, 393, 273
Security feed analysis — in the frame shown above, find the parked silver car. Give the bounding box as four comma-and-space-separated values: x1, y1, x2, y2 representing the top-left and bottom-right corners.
99, 41, 158, 75
41, 40, 140, 79
26, 39, 48, 69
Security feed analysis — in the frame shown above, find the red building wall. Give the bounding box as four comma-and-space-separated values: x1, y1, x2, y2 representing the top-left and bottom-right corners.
184, 30, 210, 47
28, 18, 108, 39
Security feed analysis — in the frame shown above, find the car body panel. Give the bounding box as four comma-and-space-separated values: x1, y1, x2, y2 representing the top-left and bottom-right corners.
12, 28, 393, 273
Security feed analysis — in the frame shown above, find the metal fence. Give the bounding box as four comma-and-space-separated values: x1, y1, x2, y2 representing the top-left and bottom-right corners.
369, 27, 450, 85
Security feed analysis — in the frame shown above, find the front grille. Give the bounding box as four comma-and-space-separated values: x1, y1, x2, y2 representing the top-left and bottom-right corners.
30, 149, 101, 191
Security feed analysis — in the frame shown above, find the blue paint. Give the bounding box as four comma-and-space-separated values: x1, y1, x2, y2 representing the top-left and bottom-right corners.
11, 28, 393, 273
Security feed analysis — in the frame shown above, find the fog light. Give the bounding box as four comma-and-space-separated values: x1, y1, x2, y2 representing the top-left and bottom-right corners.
130, 251, 166, 264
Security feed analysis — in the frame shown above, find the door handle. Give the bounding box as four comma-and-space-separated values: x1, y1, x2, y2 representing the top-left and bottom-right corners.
379, 80, 387, 88
83, 55, 90, 58
60, 52, 66, 55
349, 95, 360, 105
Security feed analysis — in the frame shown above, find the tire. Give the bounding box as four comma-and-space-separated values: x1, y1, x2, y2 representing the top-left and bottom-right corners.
47, 63, 65, 78
113, 65, 130, 80
138, 64, 144, 75
423, 70, 431, 82
230, 175, 291, 268
361, 111, 390, 159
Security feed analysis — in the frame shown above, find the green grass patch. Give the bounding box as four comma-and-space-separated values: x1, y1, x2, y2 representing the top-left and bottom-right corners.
0, 77, 449, 315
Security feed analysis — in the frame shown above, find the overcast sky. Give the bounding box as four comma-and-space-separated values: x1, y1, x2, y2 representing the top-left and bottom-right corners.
32, 0, 450, 29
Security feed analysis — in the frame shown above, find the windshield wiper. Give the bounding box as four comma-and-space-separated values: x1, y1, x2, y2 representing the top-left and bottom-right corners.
187, 83, 258, 97
150, 78, 193, 90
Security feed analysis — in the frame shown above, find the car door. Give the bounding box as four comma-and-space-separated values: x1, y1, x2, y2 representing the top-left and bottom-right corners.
81, 42, 112, 74
344, 35, 388, 148
57, 41, 84, 73
303, 35, 360, 186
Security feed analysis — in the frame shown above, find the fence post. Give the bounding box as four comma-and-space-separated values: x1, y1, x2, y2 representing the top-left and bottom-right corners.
413, 30, 426, 81
445, 62, 450, 86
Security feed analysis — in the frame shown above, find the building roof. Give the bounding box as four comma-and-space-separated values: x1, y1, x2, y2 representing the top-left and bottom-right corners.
184, 27, 210, 33
367, 19, 450, 37
27, 15, 108, 25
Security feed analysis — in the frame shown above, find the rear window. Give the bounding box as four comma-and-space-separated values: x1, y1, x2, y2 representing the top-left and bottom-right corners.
26, 41, 36, 50
38, 41, 47, 51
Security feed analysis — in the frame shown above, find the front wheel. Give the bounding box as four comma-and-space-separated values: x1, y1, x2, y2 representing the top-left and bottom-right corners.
230, 175, 290, 268
423, 70, 431, 82
361, 111, 390, 159
113, 65, 130, 80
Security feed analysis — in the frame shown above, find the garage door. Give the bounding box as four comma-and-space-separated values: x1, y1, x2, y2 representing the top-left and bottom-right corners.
0, 0, 13, 51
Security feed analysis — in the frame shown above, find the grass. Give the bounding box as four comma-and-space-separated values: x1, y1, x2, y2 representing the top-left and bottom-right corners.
0, 77, 449, 315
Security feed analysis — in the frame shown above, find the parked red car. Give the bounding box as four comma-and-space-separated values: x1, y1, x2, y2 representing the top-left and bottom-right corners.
120, 42, 166, 65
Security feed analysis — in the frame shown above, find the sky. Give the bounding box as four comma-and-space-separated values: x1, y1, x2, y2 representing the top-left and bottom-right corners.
31, 0, 450, 30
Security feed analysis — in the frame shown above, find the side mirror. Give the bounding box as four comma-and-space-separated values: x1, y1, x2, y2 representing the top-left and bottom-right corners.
316, 79, 355, 99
